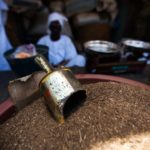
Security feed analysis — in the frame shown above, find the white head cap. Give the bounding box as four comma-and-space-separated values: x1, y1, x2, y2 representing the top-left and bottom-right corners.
48, 12, 68, 27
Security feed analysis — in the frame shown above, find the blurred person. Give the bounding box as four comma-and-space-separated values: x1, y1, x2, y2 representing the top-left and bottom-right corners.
37, 12, 86, 67
0, 0, 12, 70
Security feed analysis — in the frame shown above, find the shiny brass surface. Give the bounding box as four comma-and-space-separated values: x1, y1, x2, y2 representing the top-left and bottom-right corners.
35, 55, 86, 123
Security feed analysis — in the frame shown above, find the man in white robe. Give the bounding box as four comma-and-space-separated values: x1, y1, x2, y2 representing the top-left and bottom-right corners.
37, 12, 86, 67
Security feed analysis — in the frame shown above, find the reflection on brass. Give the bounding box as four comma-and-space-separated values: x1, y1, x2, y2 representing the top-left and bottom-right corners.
35, 55, 86, 123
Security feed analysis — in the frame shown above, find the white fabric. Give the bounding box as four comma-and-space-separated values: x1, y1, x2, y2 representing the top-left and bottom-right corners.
0, 2, 12, 70
48, 12, 68, 27
143, 52, 149, 57
37, 35, 86, 67
0, 0, 8, 10
0, 0, 8, 25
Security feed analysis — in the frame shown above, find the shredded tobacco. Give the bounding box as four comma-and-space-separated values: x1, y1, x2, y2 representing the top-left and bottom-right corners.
0, 82, 150, 150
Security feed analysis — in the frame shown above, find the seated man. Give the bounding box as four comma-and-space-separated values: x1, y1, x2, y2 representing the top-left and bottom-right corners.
37, 12, 86, 67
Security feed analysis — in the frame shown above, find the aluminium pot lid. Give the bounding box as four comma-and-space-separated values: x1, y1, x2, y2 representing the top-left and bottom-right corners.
84, 40, 121, 53
121, 39, 150, 49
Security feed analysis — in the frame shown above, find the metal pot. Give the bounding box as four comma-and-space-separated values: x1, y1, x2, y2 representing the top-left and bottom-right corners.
84, 40, 121, 72
4, 45, 49, 77
120, 39, 150, 61
120, 39, 150, 52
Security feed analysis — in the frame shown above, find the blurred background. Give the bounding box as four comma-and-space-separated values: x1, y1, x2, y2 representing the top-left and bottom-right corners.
1, 0, 150, 102
4, 0, 150, 46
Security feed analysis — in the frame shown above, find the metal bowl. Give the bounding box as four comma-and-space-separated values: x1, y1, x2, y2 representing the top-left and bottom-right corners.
84, 40, 121, 54
121, 39, 150, 50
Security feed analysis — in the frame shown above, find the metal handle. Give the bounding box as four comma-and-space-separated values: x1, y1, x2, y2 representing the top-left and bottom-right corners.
34, 54, 52, 73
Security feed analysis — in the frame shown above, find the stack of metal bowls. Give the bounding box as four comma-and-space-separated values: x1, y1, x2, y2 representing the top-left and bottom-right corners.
120, 39, 150, 61
121, 39, 150, 51
84, 40, 121, 72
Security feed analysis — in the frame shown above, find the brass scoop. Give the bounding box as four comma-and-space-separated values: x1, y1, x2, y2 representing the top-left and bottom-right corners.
35, 55, 86, 123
